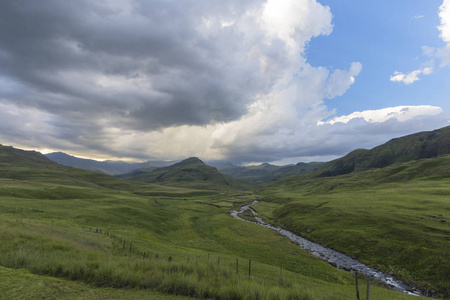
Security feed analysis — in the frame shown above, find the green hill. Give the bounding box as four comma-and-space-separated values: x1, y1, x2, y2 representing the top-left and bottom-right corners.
317, 125, 450, 177
0, 144, 204, 197
219, 162, 324, 184
118, 157, 257, 191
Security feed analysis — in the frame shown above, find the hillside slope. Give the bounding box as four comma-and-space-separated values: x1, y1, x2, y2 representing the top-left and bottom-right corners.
118, 157, 256, 191
0, 145, 201, 196
264, 154, 450, 194
317, 125, 450, 177
258, 154, 450, 297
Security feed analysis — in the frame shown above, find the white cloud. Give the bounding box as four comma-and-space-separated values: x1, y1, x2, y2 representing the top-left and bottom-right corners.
262, 0, 332, 52
393, 0, 450, 81
389, 67, 433, 84
423, 0, 450, 67
438, 0, 450, 43
1, 1, 448, 165
318, 105, 443, 125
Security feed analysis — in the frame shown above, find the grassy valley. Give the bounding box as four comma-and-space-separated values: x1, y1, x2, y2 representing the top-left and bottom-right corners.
0, 145, 422, 299
1, 126, 449, 299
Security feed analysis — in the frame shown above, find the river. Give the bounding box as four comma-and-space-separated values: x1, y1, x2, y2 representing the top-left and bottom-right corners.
230, 200, 423, 297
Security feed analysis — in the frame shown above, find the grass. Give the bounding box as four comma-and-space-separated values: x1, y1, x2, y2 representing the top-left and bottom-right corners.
0, 145, 441, 299
257, 156, 450, 298
0, 178, 418, 299
0, 265, 191, 299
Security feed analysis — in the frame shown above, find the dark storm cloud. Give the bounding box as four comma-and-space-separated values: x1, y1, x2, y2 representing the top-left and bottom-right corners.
0, 0, 268, 131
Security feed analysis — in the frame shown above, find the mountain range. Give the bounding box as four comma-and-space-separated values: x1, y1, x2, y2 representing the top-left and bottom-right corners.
44, 125, 450, 185
45, 152, 176, 175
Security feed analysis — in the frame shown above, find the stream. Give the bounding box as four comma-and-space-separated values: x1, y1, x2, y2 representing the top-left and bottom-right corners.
230, 200, 423, 297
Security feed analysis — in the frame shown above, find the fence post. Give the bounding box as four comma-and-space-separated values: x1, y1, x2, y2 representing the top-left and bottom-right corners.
280, 262, 283, 284
130, 242, 132, 253
218, 256, 220, 267
355, 272, 360, 300
123, 239, 125, 249
366, 275, 370, 300
249, 259, 251, 277
236, 258, 239, 274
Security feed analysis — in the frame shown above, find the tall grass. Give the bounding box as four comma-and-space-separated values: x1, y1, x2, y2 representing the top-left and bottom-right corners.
0, 217, 327, 300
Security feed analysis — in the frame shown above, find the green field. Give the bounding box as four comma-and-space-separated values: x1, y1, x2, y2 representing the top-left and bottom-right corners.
0, 145, 448, 299
0, 181, 419, 299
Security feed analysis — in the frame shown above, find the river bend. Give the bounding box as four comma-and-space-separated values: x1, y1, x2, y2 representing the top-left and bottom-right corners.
230, 201, 422, 297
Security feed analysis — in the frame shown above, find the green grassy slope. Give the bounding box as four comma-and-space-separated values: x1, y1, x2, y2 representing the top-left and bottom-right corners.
0, 145, 206, 197
0, 266, 189, 300
258, 155, 450, 297
219, 162, 325, 184
0, 145, 418, 299
317, 125, 450, 177
118, 157, 257, 191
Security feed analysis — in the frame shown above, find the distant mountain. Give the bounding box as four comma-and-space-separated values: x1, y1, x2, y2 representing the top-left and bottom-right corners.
317, 125, 450, 177
45, 152, 175, 175
117, 157, 257, 191
219, 161, 325, 184
0, 145, 204, 196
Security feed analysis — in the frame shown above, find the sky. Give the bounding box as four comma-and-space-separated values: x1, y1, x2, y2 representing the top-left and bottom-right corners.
0, 0, 449, 165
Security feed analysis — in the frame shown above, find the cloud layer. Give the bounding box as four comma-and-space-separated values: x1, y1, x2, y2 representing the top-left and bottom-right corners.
0, 0, 448, 164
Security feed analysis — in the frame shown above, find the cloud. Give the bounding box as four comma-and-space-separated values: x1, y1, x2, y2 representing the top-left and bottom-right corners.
318, 105, 443, 125
0, 1, 448, 164
438, 0, 450, 43
393, 1, 449, 81
389, 67, 433, 84
0, 0, 336, 159
422, 0, 450, 67
0, 0, 332, 131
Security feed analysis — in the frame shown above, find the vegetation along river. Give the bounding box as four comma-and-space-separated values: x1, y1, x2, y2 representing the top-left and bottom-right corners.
230, 201, 423, 297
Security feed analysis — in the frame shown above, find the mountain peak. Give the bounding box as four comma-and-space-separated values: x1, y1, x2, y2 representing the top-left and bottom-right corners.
176, 157, 205, 166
